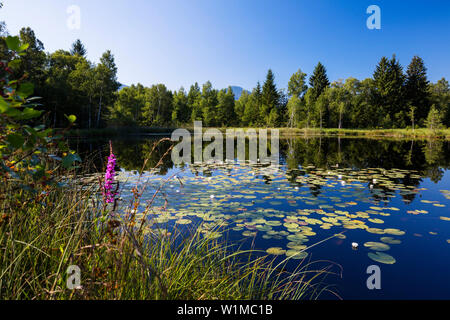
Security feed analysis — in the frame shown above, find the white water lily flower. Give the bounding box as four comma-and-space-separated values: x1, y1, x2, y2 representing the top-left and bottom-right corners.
352, 242, 359, 249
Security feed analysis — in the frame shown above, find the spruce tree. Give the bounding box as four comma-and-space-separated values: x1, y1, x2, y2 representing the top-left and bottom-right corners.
70, 39, 87, 57
260, 69, 280, 124
387, 55, 406, 127
373, 57, 390, 92
372, 56, 390, 125
373, 55, 406, 127
255, 81, 262, 100
309, 62, 329, 101
254, 81, 262, 124
405, 56, 430, 122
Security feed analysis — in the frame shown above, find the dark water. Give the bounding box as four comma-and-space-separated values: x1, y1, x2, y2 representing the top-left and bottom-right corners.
71, 135, 450, 300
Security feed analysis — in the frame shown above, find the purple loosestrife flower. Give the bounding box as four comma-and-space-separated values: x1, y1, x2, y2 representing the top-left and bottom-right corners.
103, 151, 117, 204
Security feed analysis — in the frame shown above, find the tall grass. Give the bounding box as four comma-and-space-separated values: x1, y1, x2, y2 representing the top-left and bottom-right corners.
0, 141, 340, 300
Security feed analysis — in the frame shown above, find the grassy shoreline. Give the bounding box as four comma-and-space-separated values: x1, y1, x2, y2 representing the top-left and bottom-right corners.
0, 149, 336, 300
68, 126, 450, 140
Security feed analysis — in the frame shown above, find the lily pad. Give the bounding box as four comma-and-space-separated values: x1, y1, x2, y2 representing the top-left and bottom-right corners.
265, 220, 282, 226
384, 228, 405, 236
364, 241, 390, 251
266, 247, 286, 255
368, 252, 396, 264
368, 218, 384, 224
367, 228, 385, 234
287, 242, 307, 250
285, 250, 308, 259
380, 237, 401, 244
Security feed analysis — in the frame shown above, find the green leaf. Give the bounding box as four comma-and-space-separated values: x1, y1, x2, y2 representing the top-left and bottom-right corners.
18, 43, 30, 52
16, 108, 42, 120
17, 82, 34, 98
5, 36, 20, 51
0, 98, 10, 112
3, 107, 21, 118
62, 153, 81, 169
6, 133, 25, 149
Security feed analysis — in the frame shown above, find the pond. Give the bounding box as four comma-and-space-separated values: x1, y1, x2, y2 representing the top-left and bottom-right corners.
71, 135, 450, 300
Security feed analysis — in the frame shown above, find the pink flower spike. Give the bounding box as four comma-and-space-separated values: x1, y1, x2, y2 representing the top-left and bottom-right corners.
102, 142, 117, 204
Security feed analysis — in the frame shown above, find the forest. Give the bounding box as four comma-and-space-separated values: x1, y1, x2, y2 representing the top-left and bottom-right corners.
1, 24, 449, 130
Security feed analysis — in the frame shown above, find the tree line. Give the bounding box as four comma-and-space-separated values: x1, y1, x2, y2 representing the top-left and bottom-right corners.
1, 23, 449, 130
1, 24, 119, 129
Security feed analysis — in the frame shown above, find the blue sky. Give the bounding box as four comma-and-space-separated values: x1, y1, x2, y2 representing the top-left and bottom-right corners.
2, 0, 449, 91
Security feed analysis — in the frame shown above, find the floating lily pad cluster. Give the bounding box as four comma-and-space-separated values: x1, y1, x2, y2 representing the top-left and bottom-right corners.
111, 163, 450, 263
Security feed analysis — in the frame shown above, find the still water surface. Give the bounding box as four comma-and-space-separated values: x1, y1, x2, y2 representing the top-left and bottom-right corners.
72, 135, 450, 299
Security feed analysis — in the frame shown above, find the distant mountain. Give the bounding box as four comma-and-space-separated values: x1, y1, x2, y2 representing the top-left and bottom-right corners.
118, 84, 129, 91
229, 86, 250, 100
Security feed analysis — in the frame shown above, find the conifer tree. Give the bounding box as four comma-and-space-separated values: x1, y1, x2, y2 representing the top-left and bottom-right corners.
387, 55, 406, 126
261, 69, 280, 124
405, 56, 430, 122
70, 39, 87, 57
309, 62, 329, 102
373, 55, 406, 127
